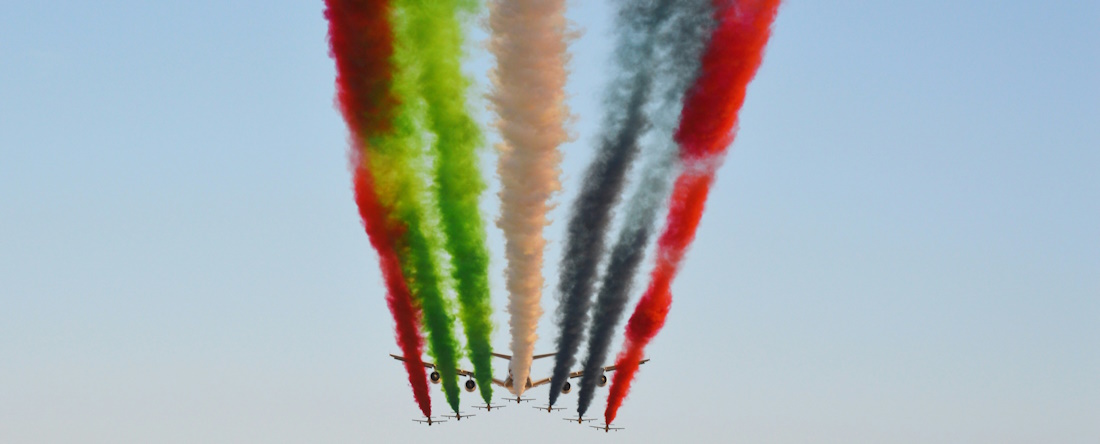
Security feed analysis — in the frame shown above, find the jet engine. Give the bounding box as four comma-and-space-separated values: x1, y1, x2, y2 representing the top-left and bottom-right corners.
429, 371, 441, 384
560, 381, 572, 394
597, 374, 608, 387
464, 379, 477, 393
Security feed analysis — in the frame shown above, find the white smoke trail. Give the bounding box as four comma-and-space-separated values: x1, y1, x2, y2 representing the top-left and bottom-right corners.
488, 0, 570, 395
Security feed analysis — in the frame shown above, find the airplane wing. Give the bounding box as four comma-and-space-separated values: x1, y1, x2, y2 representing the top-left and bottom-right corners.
567, 358, 650, 379
528, 377, 552, 388
492, 352, 555, 361
491, 377, 508, 387
391, 354, 434, 369
598, 358, 650, 374
521, 358, 652, 386
390, 354, 475, 377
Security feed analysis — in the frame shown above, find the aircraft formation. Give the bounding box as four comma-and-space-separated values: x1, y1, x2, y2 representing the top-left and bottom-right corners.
393, 352, 644, 431
324, 0, 781, 430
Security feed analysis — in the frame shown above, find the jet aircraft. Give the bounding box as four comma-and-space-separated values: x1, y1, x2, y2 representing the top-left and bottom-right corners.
563, 416, 596, 425
590, 423, 624, 433
472, 403, 504, 412
412, 416, 446, 426
442, 412, 474, 421
534, 404, 565, 413
389, 352, 649, 399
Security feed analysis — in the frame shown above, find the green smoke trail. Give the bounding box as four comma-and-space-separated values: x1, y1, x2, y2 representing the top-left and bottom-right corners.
395, 0, 496, 405
367, 8, 464, 414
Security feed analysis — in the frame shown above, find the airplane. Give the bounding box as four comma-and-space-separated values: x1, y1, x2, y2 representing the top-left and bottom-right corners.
563, 416, 596, 425
389, 352, 649, 398
590, 423, 624, 433
534, 404, 565, 413
472, 403, 505, 412
442, 412, 475, 421
412, 416, 447, 426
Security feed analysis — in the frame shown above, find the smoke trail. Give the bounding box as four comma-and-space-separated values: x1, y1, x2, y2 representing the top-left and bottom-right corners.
546, 0, 672, 407
604, 0, 782, 424
573, 0, 715, 416
488, 0, 570, 395
324, 0, 431, 417
353, 166, 432, 417
398, 0, 496, 405
353, 2, 465, 414
391, 203, 462, 413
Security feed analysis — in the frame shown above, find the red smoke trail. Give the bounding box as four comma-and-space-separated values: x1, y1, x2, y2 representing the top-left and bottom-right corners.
354, 165, 431, 417
604, 0, 781, 424
325, 0, 432, 417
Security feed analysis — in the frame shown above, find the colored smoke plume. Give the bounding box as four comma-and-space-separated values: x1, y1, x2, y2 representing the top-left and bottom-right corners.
548, 0, 674, 407
354, 166, 432, 417
574, 0, 714, 417
488, 0, 570, 395
324, 0, 432, 417
399, 0, 497, 405
604, 0, 781, 424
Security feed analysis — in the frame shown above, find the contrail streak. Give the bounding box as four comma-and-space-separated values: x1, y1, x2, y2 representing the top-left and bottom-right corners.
488, 0, 570, 396
546, 0, 675, 407
604, 0, 782, 424
400, 0, 497, 406
573, 0, 715, 416
324, 0, 431, 417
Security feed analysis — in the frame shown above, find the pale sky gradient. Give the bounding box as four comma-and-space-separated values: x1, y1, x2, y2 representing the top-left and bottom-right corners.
1, 1, 1097, 443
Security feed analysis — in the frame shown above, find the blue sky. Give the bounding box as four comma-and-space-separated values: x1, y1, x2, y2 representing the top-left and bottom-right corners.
1, 1, 1097, 443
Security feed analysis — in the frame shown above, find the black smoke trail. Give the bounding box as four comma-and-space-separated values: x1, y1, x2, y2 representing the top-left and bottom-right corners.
573, 0, 715, 416
545, 0, 675, 406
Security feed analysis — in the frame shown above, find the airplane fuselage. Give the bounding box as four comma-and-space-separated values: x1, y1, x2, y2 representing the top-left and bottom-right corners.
502, 370, 535, 391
